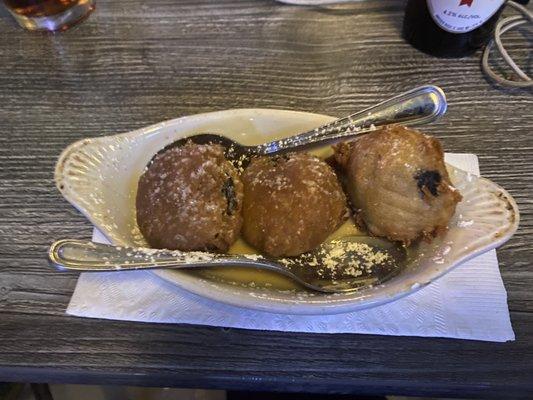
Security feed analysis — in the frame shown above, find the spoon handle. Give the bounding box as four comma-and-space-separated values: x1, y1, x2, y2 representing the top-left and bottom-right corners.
256, 85, 447, 155
48, 239, 269, 272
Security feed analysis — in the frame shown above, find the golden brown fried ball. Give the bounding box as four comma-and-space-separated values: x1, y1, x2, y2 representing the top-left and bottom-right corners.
334, 126, 462, 244
136, 142, 243, 252
242, 153, 348, 257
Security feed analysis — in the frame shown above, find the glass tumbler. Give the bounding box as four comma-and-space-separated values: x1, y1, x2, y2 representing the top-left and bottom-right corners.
3, 0, 94, 31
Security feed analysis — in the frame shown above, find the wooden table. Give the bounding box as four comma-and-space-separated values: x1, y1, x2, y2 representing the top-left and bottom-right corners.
1, 0, 532, 398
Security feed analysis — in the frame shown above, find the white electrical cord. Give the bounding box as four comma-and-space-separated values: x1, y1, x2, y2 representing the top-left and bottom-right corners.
482, 1, 532, 88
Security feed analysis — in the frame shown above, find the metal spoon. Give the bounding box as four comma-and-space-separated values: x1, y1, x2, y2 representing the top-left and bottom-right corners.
49, 237, 407, 293
149, 85, 447, 169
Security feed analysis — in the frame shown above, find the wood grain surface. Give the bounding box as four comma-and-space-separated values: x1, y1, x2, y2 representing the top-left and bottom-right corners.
0, 0, 532, 398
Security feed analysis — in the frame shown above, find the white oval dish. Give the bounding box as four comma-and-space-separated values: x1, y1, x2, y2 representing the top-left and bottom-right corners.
55, 109, 519, 315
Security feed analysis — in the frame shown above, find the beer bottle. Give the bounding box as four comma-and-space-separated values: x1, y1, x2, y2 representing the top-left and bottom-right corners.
403, 0, 509, 58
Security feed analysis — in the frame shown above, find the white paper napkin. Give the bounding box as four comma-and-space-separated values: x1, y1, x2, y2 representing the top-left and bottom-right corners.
67, 154, 515, 342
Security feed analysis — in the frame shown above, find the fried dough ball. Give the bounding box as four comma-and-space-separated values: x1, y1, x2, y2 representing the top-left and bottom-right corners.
242, 153, 348, 257
136, 142, 243, 252
334, 126, 462, 244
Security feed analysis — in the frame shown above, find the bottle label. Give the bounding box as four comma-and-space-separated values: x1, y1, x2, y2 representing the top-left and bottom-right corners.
427, 0, 504, 33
